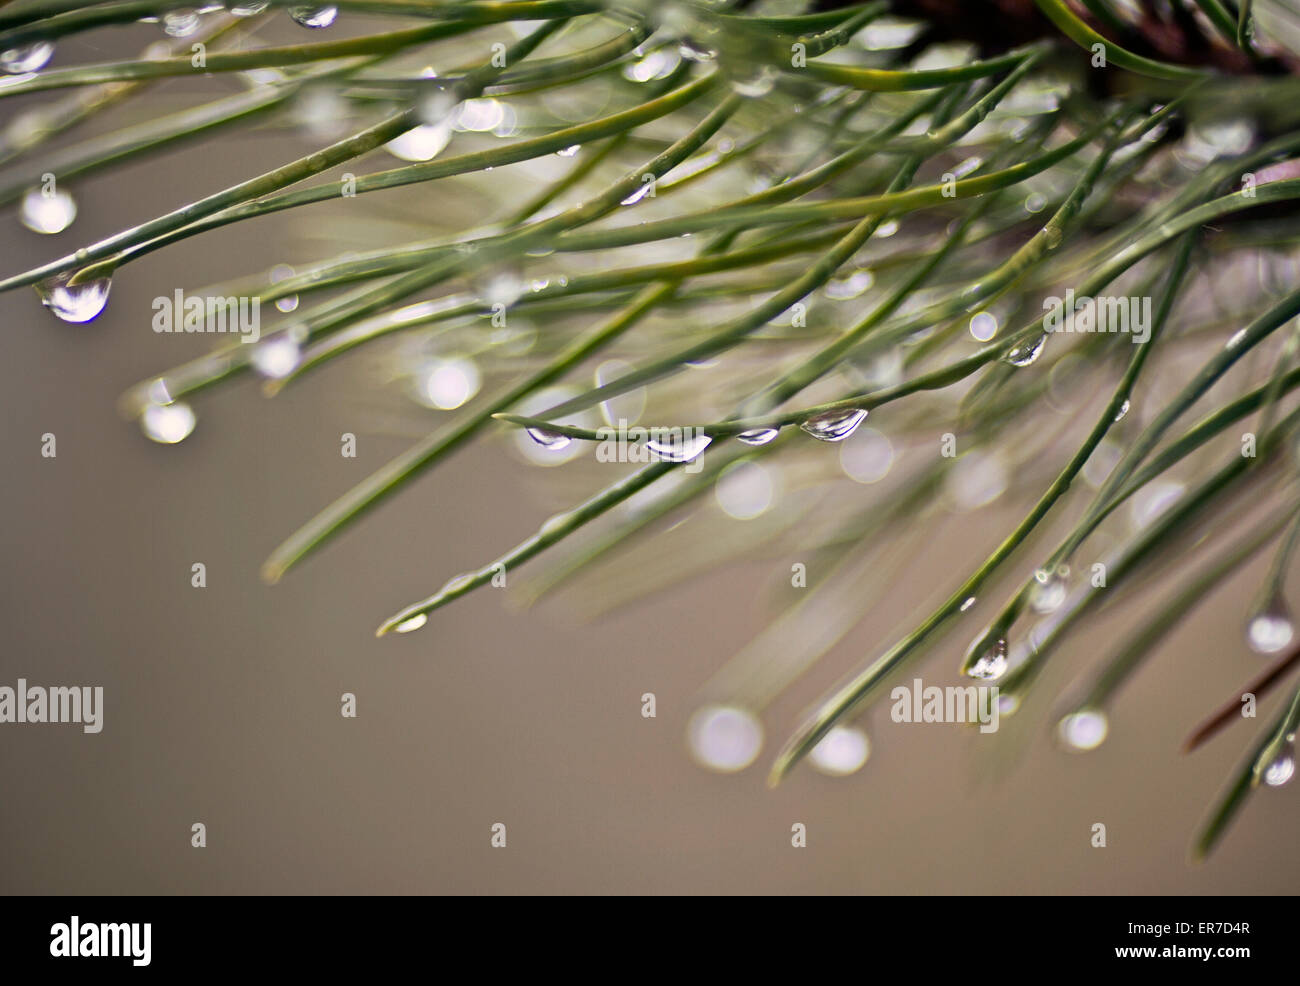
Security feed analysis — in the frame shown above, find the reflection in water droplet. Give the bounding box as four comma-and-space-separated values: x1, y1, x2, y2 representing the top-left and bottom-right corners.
19, 187, 75, 234
969, 311, 998, 341
289, 5, 338, 28
715, 460, 774, 520
250, 335, 302, 380
1058, 710, 1108, 751
800, 408, 867, 442
1004, 333, 1046, 367
140, 401, 196, 444
687, 705, 763, 772
645, 431, 712, 463
393, 613, 427, 634
967, 637, 1007, 680
1264, 750, 1296, 787
1, 41, 54, 75
36, 273, 111, 322
385, 121, 452, 162
1247, 596, 1294, 654
525, 427, 571, 452
737, 427, 779, 446
809, 725, 870, 776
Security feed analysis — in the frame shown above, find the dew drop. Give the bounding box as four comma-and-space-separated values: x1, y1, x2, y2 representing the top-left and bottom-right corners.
731, 66, 775, 98
19, 187, 75, 234
1264, 750, 1296, 787
1, 41, 54, 75
969, 311, 998, 342
686, 705, 762, 773
825, 269, 873, 300
525, 427, 571, 452
1058, 710, 1108, 751
1004, 333, 1046, 367
250, 335, 303, 380
645, 431, 712, 463
808, 725, 870, 776
1247, 596, 1294, 654
678, 40, 717, 62
140, 400, 196, 445
289, 5, 338, 28
163, 8, 201, 37
385, 121, 452, 162
799, 408, 867, 443
36, 273, 111, 323
1029, 568, 1068, 615
967, 637, 1007, 680
230, 2, 270, 14
1114, 399, 1131, 422
556, 144, 581, 157
737, 427, 779, 446
393, 613, 427, 634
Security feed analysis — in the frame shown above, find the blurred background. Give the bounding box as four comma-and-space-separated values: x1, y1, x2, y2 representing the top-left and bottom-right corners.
1, 7, 1298, 895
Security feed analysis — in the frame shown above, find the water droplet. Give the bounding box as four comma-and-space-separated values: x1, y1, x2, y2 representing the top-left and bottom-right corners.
960, 597, 976, 612
875, 219, 900, 238
385, 120, 452, 162
622, 47, 681, 83
595, 359, 645, 426
19, 187, 75, 234
1114, 399, 1130, 422
678, 39, 717, 62
967, 636, 1007, 680
737, 427, 779, 446
1247, 596, 1294, 654
475, 267, 524, 307
1058, 709, 1108, 751
1004, 333, 1046, 367
289, 5, 338, 28
731, 66, 775, 98
250, 335, 302, 380
393, 612, 427, 634
825, 269, 873, 300
556, 144, 580, 157
715, 460, 775, 520
686, 705, 762, 773
455, 97, 504, 133
1024, 192, 1047, 213
163, 8, 201, 37
36, 273, 111, 322
621, 183, 653, 206
1, 41, 54, 75
525, 427, 571, 452
839, 427, 893, 484
1264, 749, 1296, 787
809, 725, 870, 776
269, 263, 299, 312
140, 401, 196, 444
1029, 568, 1067, 615
418, 88, 457, 126
799, 408, 867, 443
969, 311, 998, 342
645, 431, 712, 463
230, 2, 270, 14
418, 357, 480, 410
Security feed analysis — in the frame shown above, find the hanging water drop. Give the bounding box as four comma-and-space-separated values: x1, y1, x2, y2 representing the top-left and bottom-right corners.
731, 66, 775, 98
1029, 567, 1067, 615
289, 5, 338, 28
162, 8, 201, 37
799, 408, 866, 442
1057, 709, 1108, 751
19, 186, 75, 234
393, 613, 427, 634
1247, 595, 1294, 654
250, 335, 303, 380
1, 41, 54, 75
737, 427, 779, 446
1004, 333, 1046, 367
556, 144, 581, 157
1114, 399, 1130, 422
808, 725, 870, 776
36, 273, 111, 323
385, 121, 452, 162
686, 705, 762, 772
1263, 748, 1296, 787
967, 636, 1007, 680
140, 401, 196, 445
645, 431, 712, 463
525, 427, 571, 452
